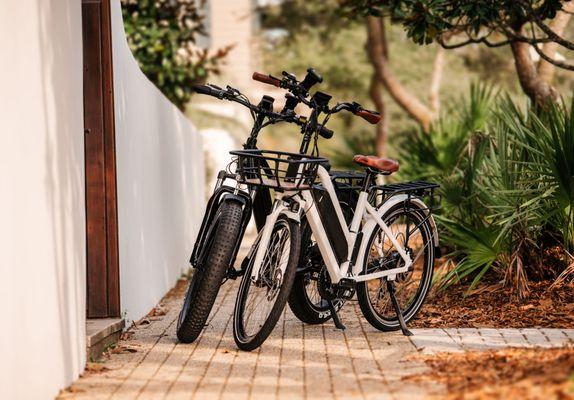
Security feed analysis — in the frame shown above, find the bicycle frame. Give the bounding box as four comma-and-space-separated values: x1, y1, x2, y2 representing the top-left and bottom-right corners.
249, 165, 428, 284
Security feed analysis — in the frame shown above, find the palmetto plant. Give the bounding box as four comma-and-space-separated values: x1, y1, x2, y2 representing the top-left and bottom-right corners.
398, 83, 495, 182
437, 96, 574, 296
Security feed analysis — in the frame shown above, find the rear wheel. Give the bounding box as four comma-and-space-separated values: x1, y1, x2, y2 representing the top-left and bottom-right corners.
233, 216, 300, 351
357, 202, 435, 331
176, 200, 243, 343
288, 221, 343, 323
288, 196, 354, 324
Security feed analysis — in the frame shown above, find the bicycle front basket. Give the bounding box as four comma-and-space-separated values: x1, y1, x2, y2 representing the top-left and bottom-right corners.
230, 149, 327, 191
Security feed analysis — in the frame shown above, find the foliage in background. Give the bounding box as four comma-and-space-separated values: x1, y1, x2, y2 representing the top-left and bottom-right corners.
259, 10, 478, 157
342, 0, 574, 105
343, 0, 564, 45
401, 88, 574, 296
121, 0, 229, 110
328, 127, 378, 170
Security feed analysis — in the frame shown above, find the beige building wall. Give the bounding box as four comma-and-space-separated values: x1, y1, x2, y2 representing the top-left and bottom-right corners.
110, 0, 206, 324
0, 1, 206, 398
209, 0, 261, 93
0, 1, 86, 399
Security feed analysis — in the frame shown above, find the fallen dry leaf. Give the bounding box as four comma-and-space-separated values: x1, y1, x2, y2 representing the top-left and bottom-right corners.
413, 280, 574, 329
110, 345, 138, 354
85, 362, 109, 373
407, 347, 574, 399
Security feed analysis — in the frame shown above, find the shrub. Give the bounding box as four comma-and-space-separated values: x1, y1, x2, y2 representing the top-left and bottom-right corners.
121, 0, 230, 110
401, 87, 574, 297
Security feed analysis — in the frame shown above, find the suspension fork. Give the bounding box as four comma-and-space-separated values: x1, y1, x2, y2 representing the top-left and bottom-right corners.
249, 198, 286, 280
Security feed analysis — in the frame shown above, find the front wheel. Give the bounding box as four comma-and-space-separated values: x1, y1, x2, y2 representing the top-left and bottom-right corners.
176, 200, 243, 343
357, 201, 435, 331
233, 215, 300, 351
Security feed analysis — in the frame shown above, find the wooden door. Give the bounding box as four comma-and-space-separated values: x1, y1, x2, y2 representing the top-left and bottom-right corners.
82, 0, 120, 318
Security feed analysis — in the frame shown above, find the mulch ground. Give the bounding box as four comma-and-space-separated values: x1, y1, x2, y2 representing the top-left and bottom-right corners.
407, 347, 574, 400
412, 280, 574, 329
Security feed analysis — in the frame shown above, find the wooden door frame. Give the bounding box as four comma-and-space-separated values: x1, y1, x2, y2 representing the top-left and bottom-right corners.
82, 0, 120, 318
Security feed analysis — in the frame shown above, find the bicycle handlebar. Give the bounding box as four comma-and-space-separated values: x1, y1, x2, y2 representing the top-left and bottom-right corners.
330, 102, 381, 125
193, 71, 380, 149
355, 109, 381, 124
252, 72, 281, 87
192, 84, 225, 98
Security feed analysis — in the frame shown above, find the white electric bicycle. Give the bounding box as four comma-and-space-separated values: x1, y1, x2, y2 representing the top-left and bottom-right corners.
230, 127, 440, 350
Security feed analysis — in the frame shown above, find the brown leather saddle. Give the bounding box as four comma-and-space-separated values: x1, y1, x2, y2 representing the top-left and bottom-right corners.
353, 154, 399, 174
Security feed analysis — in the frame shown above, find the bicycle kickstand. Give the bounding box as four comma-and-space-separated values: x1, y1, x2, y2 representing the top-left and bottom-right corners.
386, 280, 413, 336
327, 299, 346, 330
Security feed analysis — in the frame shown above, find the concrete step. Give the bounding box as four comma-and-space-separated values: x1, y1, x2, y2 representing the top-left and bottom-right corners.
86, 318, 124, 361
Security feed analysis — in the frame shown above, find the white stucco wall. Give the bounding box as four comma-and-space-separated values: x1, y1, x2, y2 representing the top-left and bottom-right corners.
0, 1, 86, 399
110, 1, 206, 323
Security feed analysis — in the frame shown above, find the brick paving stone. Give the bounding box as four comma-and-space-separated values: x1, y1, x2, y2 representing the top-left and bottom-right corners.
563, 329, 574, 341
60, 269, 574, 400
520, 328, 554, 348
499, 329, 529, 347
347, 305, 393, 400
477, 328, 507, 349
456, 328, 490, 351
409, 328, 464, 354
278, 314, 305, 400
249, 310, 283, 400
539, 328, 571, 347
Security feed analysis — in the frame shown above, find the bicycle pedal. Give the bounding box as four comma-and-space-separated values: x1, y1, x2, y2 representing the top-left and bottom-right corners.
327, 299, 346, 330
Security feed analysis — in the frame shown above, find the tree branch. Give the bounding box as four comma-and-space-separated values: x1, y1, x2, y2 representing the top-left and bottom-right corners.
366, 16, 434, 132
510, 25, 559, 105
429, 46, 445, 117
520, 0, 574, 51
369, 74, 387, 157
530, 20, 574, 71
537, 1, 574, 82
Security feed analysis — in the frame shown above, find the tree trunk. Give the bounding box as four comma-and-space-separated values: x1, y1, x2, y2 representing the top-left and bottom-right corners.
510, 26, 558, 105
369, 74, 387, 157
366, 16, 434, 132
429, 46, 445, 117
537, 2, 574, 84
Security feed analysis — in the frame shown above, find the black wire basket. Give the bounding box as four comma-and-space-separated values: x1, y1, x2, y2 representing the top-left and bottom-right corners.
229, 149, 327, 191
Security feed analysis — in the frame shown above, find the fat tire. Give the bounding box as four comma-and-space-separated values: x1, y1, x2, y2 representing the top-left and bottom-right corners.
176, 200, 243, 343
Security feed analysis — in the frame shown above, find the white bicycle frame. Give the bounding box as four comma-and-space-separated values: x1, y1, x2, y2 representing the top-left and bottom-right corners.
249, 165, 438, 284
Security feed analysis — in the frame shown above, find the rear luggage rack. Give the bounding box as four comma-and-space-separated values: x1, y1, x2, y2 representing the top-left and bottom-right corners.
329, 170, 366, 191
370, 180, 441, 210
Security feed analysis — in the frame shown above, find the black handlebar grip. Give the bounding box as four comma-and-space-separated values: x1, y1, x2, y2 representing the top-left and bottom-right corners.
192, 84, 215, 96
318, 124, 333, 139
300, 68, 323, 91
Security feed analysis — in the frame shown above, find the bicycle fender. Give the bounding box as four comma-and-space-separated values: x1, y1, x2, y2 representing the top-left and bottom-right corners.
222, 192, 253, 271
222, 193, 249, 206
353, 195, 439, 276
190, 187, 250, 268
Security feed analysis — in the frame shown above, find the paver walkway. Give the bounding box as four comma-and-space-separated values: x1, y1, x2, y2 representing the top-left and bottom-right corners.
60, 284, 574, 400
60, 242, 574, 399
